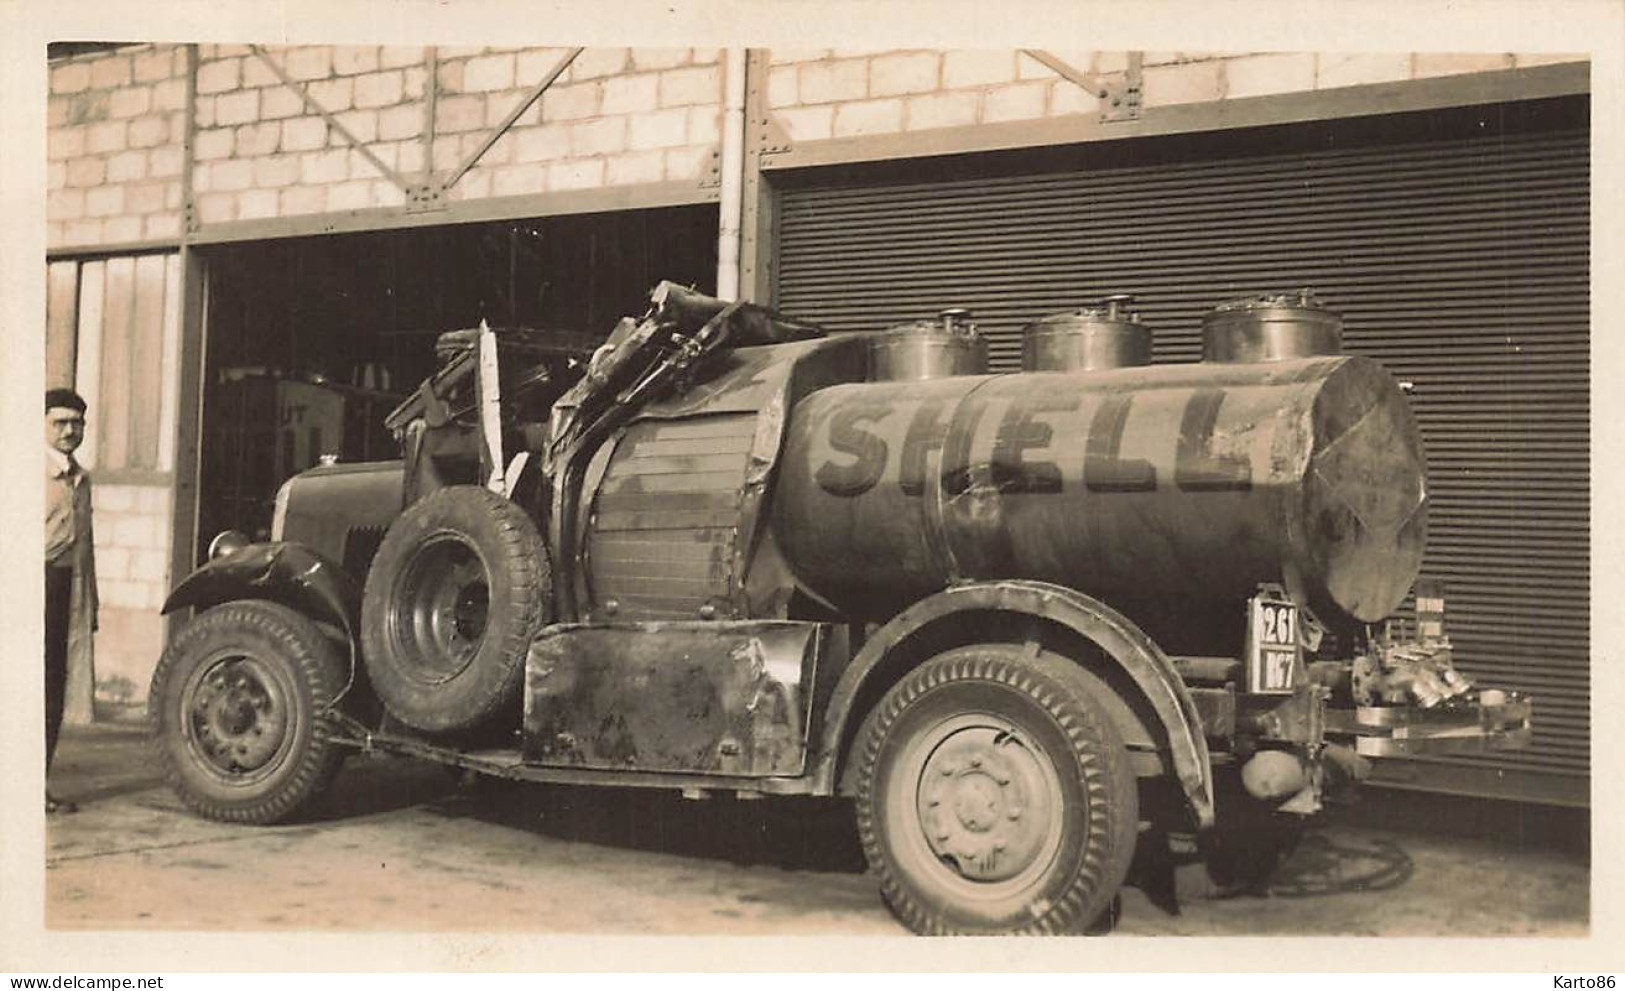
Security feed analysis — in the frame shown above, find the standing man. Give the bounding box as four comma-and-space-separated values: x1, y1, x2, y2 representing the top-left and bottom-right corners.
45, 387, 97, 814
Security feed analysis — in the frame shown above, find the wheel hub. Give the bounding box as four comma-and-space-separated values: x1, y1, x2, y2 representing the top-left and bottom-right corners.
397, 535, 491, 681
189, 660, 287, 774
917, 727, 1056, 883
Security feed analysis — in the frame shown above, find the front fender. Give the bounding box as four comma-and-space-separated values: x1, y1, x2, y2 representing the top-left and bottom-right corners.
163, 542, 361, 638
816, 579, 1216, 830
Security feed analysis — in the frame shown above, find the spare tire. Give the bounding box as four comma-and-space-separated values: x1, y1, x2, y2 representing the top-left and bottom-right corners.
360, 486, 551, 734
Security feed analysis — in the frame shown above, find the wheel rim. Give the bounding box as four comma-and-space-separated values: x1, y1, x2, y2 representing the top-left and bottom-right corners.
390, 532, 491, 684
891, 713, 1068, 901
181, 652, 293, 785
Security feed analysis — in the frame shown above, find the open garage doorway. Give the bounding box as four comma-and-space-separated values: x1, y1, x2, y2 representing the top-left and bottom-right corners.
194, 204, 718, 558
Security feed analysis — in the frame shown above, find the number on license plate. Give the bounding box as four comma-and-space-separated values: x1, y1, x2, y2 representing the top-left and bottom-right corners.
1249, 598, 1300, 693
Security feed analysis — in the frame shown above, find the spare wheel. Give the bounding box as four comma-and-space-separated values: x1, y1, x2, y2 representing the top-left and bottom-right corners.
360, 485, 551, 734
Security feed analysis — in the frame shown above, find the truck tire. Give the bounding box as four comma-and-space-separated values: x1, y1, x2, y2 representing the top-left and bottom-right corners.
360, 486, 550, 734
149, 600, 348, 824
856, 643, 1139, 935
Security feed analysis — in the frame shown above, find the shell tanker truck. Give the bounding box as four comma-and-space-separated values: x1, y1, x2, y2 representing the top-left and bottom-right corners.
151, 282, 1531, 935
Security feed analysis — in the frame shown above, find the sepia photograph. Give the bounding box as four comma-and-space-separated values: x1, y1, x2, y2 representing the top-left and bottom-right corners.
4, 0, 1621, 974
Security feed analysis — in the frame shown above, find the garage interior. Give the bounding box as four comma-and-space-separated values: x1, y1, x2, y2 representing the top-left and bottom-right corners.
195, 204, 718, 549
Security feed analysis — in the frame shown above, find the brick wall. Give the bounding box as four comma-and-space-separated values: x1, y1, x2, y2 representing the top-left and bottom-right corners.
763, 49, 1585, 142
47, 45, 188, 251
87, 482, 172, 714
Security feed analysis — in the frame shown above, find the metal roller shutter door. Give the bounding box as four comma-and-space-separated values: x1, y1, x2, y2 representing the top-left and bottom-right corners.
773, 97, 1589, 805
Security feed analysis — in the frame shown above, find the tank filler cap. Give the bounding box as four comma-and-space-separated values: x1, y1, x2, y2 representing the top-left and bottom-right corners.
1212, 288, 1328, 313
936, 307, 979, 337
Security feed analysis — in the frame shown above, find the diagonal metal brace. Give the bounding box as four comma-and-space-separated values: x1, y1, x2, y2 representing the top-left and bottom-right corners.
1021, 49, 1143, 122
442, 47, 583, 192
249, 45, 416, 192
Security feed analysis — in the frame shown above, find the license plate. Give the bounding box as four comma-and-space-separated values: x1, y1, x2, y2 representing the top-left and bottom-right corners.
1247, 596, 1301, 694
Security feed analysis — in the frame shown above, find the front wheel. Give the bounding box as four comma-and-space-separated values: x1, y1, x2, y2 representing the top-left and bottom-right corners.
149, 600, 349, 824
856, 644, 1139, 935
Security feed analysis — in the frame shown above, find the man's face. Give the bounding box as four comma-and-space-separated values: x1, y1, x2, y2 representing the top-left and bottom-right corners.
46, 408, 85, 456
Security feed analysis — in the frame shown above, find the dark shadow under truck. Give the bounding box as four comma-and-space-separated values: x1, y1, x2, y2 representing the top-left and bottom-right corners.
150, 283, 1532, 935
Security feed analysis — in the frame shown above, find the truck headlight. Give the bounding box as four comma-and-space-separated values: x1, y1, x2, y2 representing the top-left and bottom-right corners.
208, 529, 250, 560
271, 478, 294, 541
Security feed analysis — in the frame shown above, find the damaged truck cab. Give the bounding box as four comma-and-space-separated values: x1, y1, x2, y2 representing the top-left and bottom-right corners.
151, 283, 1531, 935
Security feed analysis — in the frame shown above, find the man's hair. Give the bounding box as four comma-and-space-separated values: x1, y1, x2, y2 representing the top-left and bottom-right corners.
45, 387, 87, 415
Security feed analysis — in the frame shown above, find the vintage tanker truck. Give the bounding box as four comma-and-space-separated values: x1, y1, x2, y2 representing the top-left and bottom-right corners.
150, 282, 1531, 935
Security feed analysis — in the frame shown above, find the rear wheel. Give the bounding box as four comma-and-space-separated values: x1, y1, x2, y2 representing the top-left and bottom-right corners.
149, 600, 348, 824
856, 644, 1139, 934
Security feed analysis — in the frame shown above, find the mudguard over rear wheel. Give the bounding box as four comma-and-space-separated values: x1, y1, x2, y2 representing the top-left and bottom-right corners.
149, 600, 349, 824
856, 643, 1139, 935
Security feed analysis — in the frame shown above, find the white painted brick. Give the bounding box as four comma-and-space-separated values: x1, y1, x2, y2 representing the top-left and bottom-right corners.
487, 95, 542, 129
254, 154, 301, 188
943, 50, 1017, 89
98, 546, 130, 581
1224, 53, 1316, 99
139, 486, 172, 517
432, 140, 461, 172
308, 77, 354, 113
1413, 53, 1513, 78
664, 145, 713, 181
87, 120, 128, 154
128, 115, 170, 149
767, 66, 798, 108
833, 98, 903, 137
237, 188, 279, 220
464, 53, 515, 92
66, 157, 106, 187
332, 46, 381, 76
905, 91, 978, 130
1141, 60, 1225, 107
628, 107, 687, 150
491, 163, 546, 197
106, 150, 148, 182
107, 512, 149, 547
63, 91, 109, 126
63, 219, 102, 244
606, 150, 664, 186
126, 548, 166, 584
570, 48, 629, 80
690, 49, 719, 65
48, 188, 85, 222
300, 148, 350, 184
103, 579, 146, 610
776, 105, 833, 142
149, 145, 183, 178
571, 117, 626, 156
437, 95, 486, 132
1050, 80, 1101, 116
90, 55, 133, 89
196, 58, 240, 95
471, 131, 515, 166
454, 168, 493, 200
870, 51, 939, 96
282, 117, 329, 152
379, 104, 422, 141
85, 186, 124, 217
397, 141, 426, 174
799, 59, 867, 104
51, 61, 91, 94
48, 162, 67, 190
208, 158, 255, 191
687, 106, 720, 145
236, 121, 281, 157
541, 82, 599, 120
549, 158, 605, 190
194, 127, 234, 160
279, 185, 328, 216
49, 96, 72, 128
169, 115, 188, 145
981, 82, 1046, 122
603, 73, 660, 115
659, 65, 720, 107
215, 91, 260, 126
514, 124, 570, 162
152, 78, 186, 112
769, 48, 829, 65
404, 67, 427, 100
48, 127, 85, 160
144, 213, 182, 239
631, 48, 689, 72
515, 48, 573, 87
240, 54, 281, 89
103, 215, 143, 242
1019, 49, 1094, 81
260, 87, 304, 120
381, 46, 425, 70
371, 180, 403, 207
284, 47, 333, 82
331, 109, 379, 145
326, 179, 372, 211
1514, 52, 1586, 68
109, 88, 151, 119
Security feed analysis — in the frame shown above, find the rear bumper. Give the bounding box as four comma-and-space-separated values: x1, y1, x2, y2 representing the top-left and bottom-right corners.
1324, 693, 1533, 757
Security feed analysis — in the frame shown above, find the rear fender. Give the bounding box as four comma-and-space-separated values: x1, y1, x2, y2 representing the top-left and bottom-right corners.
163, 542, 361, 639
817, 580, 1216, 830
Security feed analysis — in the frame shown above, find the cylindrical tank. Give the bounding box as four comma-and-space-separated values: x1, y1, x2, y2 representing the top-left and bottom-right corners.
1022, 294, 1151, 372
1203, 290, 1343, 363
772, 354, 1427, 629
869, 308, 989, 382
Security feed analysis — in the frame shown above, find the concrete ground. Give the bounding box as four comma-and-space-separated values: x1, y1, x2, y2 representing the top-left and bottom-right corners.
43, 723, 1588, 936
